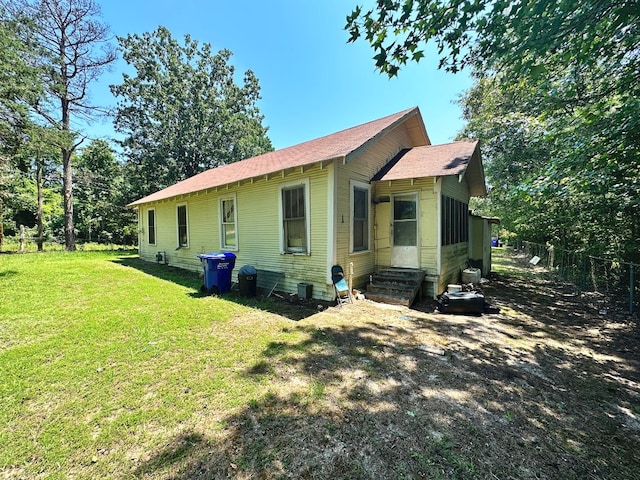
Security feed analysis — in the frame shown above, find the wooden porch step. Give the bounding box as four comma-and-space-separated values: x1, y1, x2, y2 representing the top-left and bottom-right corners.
364, 291, 414, 307
375, 268, 425, 281
365, 268, 426, 308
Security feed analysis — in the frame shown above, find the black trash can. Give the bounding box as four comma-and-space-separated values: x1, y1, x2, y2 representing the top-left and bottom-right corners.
238, 264, 257, 297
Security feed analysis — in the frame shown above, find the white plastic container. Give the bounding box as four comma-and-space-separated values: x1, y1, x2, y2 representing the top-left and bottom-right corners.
448, 284, 462, 293
461, 267, 481, 284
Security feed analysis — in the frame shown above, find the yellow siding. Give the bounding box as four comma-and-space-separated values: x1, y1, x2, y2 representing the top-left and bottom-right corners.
441, 175, 470, 202
469, 216, 492, 276
469, 216, 484, 260
133, 121, 481, 301
439, 243, 468, 291
334, 123, 415, 288
373, 178, 439, 275
136, 164, 335, 300
438, 176, 472, 293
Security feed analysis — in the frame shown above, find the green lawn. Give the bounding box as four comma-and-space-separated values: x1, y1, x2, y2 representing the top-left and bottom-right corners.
0, 251, 304, 479
2, 251, 638, 479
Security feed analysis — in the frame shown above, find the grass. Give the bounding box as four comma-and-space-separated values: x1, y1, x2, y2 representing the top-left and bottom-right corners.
1, 249, 638, 479
0, 251, 306, 479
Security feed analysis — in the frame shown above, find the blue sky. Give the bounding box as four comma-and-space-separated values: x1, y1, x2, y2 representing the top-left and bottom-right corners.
86, 0, 473, 151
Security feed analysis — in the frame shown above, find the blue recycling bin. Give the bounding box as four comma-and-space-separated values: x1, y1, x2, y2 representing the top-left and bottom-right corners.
197, 252, 236, 294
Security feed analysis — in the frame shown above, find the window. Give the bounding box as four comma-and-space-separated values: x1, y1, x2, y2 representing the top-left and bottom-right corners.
147, 208, 156, 245
220, 195, 237, 249
441, 195, 468, 246
351, 181, 370, 252
394, 194, 418, 246
281, 181, 308, 253
177, 204, 188, 247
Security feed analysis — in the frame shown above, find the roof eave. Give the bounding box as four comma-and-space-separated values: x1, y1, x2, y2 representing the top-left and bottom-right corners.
126, 157, 340, 208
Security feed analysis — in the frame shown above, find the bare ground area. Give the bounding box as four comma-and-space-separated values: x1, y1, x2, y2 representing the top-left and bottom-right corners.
138, 252, 640, 479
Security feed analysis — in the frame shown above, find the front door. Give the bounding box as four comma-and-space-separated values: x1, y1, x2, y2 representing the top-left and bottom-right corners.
391, 193, 419, 268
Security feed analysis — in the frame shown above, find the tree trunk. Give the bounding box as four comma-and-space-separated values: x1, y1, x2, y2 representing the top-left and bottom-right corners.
62, 147, 75, 251
0, 200, 4, 253
61, 89, 75, 251
19, 224, 25, 253
37, 159, 44, 251
0, 198, 4, 252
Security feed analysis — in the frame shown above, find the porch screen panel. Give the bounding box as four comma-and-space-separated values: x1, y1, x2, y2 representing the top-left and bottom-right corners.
441, 195, 469, 245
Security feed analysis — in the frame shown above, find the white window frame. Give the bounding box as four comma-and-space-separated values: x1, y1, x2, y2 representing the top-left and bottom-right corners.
219, 193, 238, 251
350, 180, 371, 254
147, 207, 156, 246
279, 178, 311, 254
176, 203, 189, 248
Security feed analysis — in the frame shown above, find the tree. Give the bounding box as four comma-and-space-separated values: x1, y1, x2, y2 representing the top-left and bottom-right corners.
111, 26, 273, 199
1, 139, 64, 250
2, 0, 116, 251
0, 14, 42, 155
75, 139, 135, 244
345, 1, 639, 81
0, 13, 44, 250
15, 125, 62, 250
459, 73, 640, 262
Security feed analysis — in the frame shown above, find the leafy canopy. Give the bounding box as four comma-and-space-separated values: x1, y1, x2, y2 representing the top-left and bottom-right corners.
111, 26, 273, 198
346, 0, 639, 81
0, 13, 42, 155
458, 58, 640, 260
75, 140, 135, 244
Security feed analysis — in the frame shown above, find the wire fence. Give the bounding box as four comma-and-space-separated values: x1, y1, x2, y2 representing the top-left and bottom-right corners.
0, 234, 137, 253
515, 241, 638, 314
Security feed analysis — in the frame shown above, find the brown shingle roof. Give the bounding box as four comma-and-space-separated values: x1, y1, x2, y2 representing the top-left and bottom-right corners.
128, 106, 421, 206
372, 140, 479, 181
372, 140, 486, 196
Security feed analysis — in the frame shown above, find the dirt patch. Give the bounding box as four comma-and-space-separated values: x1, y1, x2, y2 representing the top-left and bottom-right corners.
136, 253, 639, 479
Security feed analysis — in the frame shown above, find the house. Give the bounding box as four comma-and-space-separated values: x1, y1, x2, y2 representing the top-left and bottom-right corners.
128, 107, 488, 303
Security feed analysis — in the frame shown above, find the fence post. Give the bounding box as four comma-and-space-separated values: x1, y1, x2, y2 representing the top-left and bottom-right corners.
19, 224, 25, 253
630, 264, 635, 314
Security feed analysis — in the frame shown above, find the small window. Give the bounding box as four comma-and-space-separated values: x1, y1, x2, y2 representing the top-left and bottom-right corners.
351, 181, 370, 252
177, 204, 188, 247
147, 208, 156, 245
282, 184, 307, 253
220, 196, 237, 249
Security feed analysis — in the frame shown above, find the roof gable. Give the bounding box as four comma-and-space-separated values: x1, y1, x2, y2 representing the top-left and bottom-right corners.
129, 106, 426, 206
372, 140, 487, 197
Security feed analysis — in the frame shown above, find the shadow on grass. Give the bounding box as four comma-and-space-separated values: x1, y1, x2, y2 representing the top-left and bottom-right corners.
130, 291, 639, 479
112, 256, 202, 291
111, 256, 328, 321
0, 269, 18, 278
